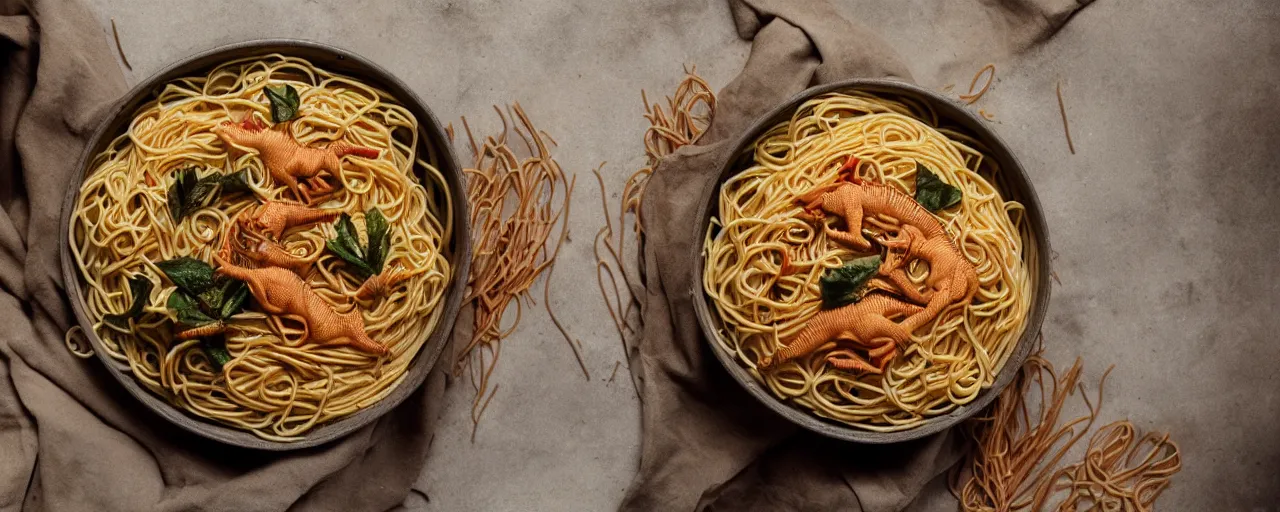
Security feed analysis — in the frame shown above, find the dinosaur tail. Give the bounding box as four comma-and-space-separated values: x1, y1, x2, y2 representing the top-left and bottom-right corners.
296, 207, 342, 226
761, 308, 842, 369
355, 267, 410, 301
350, 327, 389, 355
330, 141, 380, 159
902, 290, 952, 334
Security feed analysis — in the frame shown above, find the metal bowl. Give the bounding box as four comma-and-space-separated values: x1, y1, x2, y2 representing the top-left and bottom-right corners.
57, 40, 470, 450
692, 79, 1051, 444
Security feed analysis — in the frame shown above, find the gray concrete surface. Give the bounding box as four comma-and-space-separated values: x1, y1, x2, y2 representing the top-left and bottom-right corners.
84, 0, 1279, 510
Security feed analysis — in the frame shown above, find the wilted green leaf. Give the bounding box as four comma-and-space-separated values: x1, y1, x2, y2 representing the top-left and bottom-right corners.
914, 163, 963, 212
104, 274, 153, 329
185, 174, 222, 213
167, 290, 217, 327
819, 255, 882, 309
334, 213, 364, 260
201, 337, 232, 371
364, 208, 389, 273
264, 83, 301, 123
325, 239, 375, 278
375, 231, 391, 274
157, 257, 215, 296
218, 280, 250, 319
167, 178, 185, 222
220, 169, 253, 194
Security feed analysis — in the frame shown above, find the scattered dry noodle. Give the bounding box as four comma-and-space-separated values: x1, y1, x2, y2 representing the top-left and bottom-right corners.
455, 104, 580, 440
1048, 420, 1182, 510
1056, 82, 1076, 154
594, 67, 716, 353
959, 63, 995, 104
952, 342, 1182, 511
110, 18, 131, 70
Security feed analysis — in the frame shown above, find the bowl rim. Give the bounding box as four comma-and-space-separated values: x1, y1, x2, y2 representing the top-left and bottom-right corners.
690, 77, 1053, 444
57, 38, 471, 451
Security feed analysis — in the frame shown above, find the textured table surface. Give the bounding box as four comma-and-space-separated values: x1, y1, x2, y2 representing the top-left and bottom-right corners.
84, 0, 1280, 510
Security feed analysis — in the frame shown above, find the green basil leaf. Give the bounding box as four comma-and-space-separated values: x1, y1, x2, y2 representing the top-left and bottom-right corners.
179, 167, 198, 200
104, 274, 153, 329
157, 257, 215, 296
325, 239, 375, 278
264, 83, 300, 123
219, 279, 250, 319
914, 163, 963, 212
201, 337, 233, 371
335, 213, 365, 260
364, 208, 389, 273
198, 276, 229, 313
819, 255, 882, 309
183, 174, 222, 215
167, 177, 185, 222
167, 290, 217, 327
220, 169, 253, 194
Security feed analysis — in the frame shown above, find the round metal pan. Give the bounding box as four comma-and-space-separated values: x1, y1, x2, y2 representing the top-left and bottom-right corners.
58, 39, 470, 451
691, 78, 1051, 444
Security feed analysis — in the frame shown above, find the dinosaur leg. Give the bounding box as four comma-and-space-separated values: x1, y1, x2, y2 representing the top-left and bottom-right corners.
901, 285, 953, 333
835, 203, 873, 249
885, 268, 933, 305
176, 322, 226, 340
866, 338, 898, 371
860, 314, 916, 351
275, 172, 310, 205
825, 225, 873, 251
301, 173, 337, 198
827, 349, 880, 374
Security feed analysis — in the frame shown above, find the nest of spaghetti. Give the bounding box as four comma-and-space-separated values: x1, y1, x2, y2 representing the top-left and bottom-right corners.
67, 55, 454, 441
702, 91, 1032, 432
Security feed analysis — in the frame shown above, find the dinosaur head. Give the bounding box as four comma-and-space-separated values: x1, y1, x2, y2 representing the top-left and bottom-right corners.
212, 117, 267, 148
836, 155, 864, 185
794, 182, 842, 212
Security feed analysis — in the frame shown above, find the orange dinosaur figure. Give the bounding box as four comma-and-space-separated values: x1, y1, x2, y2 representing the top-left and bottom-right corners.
795, 159, 950, 251
232, 225, 314, 275
759, 293, 926, 373
877, 223, 979, 328
240, 200, 342, 240
213, 117, 380, 203
769, 160, 979, 373
354, 267, 411, 301
214, 238, 388, 355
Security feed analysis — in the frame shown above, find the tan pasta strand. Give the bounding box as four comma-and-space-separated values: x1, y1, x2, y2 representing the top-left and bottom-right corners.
1056, 82, 1076, 154
67, 55, 453, 441
110, 18, 131, 70
960, 63, 996, 105
702, 91, 1032, 431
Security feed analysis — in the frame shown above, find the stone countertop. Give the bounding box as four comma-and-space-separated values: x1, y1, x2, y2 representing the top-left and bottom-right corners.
85, 0, 1280, 510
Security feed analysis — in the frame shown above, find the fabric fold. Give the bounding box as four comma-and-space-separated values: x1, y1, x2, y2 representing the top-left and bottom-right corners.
0, 1, 447, 510
620, 0, 1090, 509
